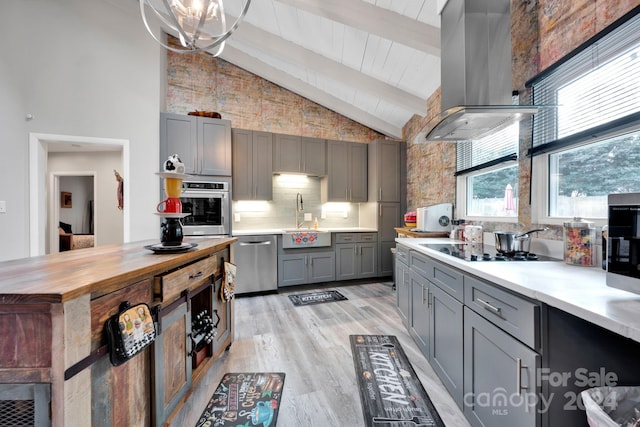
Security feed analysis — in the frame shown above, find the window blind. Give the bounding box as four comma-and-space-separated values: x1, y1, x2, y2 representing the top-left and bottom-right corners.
456, 123, 519, 175
528, 8, 640, 152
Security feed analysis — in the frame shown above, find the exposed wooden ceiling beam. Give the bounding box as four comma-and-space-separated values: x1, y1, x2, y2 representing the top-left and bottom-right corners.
219, 45, 403, 138
274, 0, 441, 56
231, 22, 427, 114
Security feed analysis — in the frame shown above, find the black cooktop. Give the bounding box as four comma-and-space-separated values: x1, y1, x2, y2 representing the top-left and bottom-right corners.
420, 243, 560, 262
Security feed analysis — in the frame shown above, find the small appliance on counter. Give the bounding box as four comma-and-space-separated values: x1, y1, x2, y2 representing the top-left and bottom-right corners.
606, 192, 640, 295
414, 203, 453, 233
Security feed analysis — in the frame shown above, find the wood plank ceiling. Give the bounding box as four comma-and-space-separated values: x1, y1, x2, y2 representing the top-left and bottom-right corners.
161, 0, 444, 139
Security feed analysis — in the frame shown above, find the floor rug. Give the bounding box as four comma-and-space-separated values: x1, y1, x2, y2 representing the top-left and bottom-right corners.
288, 290, 348, 306
195, 372, 285, 427
350, 335, 445, 427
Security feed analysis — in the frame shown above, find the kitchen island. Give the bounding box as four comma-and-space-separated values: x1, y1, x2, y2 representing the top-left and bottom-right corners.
396, 237, 640, 427
0, 236, 237, 427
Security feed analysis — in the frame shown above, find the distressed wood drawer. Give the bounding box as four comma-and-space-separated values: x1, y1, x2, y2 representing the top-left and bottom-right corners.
154, 255, 217, 303
464, 275, 540, 349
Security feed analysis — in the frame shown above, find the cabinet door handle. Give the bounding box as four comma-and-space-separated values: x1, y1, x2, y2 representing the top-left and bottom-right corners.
189, 271, 204, 279
476, 298, 502, 316
516, 357, 528, 397
305, 255, 308, 265
379, 187, 382, 201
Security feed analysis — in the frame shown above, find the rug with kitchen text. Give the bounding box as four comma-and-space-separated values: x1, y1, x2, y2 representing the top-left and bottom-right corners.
288, 290, 348, 306
195, 372, 285, 427
350, 335, 445, 427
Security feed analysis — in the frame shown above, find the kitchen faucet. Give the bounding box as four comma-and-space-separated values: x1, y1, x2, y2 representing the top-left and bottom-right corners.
295, 192, 304, 229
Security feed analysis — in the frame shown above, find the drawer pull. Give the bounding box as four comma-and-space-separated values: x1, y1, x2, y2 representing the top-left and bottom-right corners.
189, 271, 204, 279
477, 298, 502, 315
516, 357, 529, 398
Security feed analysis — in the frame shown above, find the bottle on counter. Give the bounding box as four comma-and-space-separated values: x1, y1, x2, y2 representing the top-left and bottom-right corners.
455, 219, 466, 241
450, 220, 459, 239
313, 217, 319, 230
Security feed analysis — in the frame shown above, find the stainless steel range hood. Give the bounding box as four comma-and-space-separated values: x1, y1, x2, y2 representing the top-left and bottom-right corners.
423, 0, 538, 142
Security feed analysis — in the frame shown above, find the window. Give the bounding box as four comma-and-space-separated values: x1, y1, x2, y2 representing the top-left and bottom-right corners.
456, 123, 519, 220
548, 130, 640, 218
529, 10, 640, 223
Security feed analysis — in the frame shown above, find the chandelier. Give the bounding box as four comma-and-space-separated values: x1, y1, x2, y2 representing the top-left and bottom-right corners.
140, 0, 251, 56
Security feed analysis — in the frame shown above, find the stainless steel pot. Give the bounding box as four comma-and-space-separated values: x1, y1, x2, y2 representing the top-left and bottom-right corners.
494, 228, 548, 254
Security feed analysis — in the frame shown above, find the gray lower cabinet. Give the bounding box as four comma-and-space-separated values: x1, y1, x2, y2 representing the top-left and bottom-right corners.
429, 281, 464, 409
278, 252, 335, 287
395, 251, 410, 327
463, 307, 540, 427
409, 271, 430, 356
408, 257, 464, 409
335, 242, 377, 280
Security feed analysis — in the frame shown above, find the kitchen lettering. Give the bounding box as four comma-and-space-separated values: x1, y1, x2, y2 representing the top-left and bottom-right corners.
369, 352, 409, 405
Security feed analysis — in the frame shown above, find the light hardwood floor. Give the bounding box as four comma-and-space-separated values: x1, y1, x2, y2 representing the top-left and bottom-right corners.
170, 281, 470, 427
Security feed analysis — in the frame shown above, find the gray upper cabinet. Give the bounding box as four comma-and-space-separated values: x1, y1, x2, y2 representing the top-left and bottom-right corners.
322, 140, 367, 202
160, 112, 232, 176
232, 129, 273, 200
273, 134, 326, 176
368, 139, 401, 202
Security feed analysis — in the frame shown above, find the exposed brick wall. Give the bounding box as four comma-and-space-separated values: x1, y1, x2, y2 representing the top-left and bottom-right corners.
165, 37, 384, 143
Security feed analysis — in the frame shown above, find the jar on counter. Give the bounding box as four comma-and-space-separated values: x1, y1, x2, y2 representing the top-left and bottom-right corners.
563, 217, 595, 266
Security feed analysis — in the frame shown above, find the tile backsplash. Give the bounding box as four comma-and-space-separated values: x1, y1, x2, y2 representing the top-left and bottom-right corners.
232, 176, 361, 231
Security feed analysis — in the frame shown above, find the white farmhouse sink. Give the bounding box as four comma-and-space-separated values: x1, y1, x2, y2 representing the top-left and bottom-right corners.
281, 229, 331, 248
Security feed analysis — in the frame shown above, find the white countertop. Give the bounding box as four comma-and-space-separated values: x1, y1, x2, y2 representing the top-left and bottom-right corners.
396, 237, 640, 344
233, 227, 378, 236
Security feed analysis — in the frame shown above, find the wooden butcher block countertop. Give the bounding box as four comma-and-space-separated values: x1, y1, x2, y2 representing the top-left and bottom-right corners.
0, 237, 237, 304
394, 227, 449, 238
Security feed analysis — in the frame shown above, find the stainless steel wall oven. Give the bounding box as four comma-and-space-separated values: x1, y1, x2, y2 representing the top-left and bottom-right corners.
172, 177, 230, 236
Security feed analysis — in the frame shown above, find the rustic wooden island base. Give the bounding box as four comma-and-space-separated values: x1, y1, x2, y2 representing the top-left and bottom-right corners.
0, 237, 237, 427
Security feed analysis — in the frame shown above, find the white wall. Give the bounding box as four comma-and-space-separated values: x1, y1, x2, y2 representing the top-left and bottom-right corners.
0, 0, 164, 261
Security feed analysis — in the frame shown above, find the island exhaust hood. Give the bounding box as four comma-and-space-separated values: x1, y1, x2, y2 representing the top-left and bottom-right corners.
423, 0, 538, 142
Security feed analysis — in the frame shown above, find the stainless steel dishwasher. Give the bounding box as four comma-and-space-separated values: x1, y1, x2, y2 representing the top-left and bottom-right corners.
232, 235, 278, 294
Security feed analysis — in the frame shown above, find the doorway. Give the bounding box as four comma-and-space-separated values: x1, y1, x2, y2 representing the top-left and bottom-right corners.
50, 174, 95, 254
29, 133, 130, 256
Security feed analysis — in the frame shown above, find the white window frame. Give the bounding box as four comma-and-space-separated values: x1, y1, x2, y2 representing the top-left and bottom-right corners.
530, 125, 640, 228
456, 160, 520, 223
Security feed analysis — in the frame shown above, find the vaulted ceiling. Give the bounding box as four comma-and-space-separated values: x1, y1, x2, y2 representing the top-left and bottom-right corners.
143, 0, 445, 139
